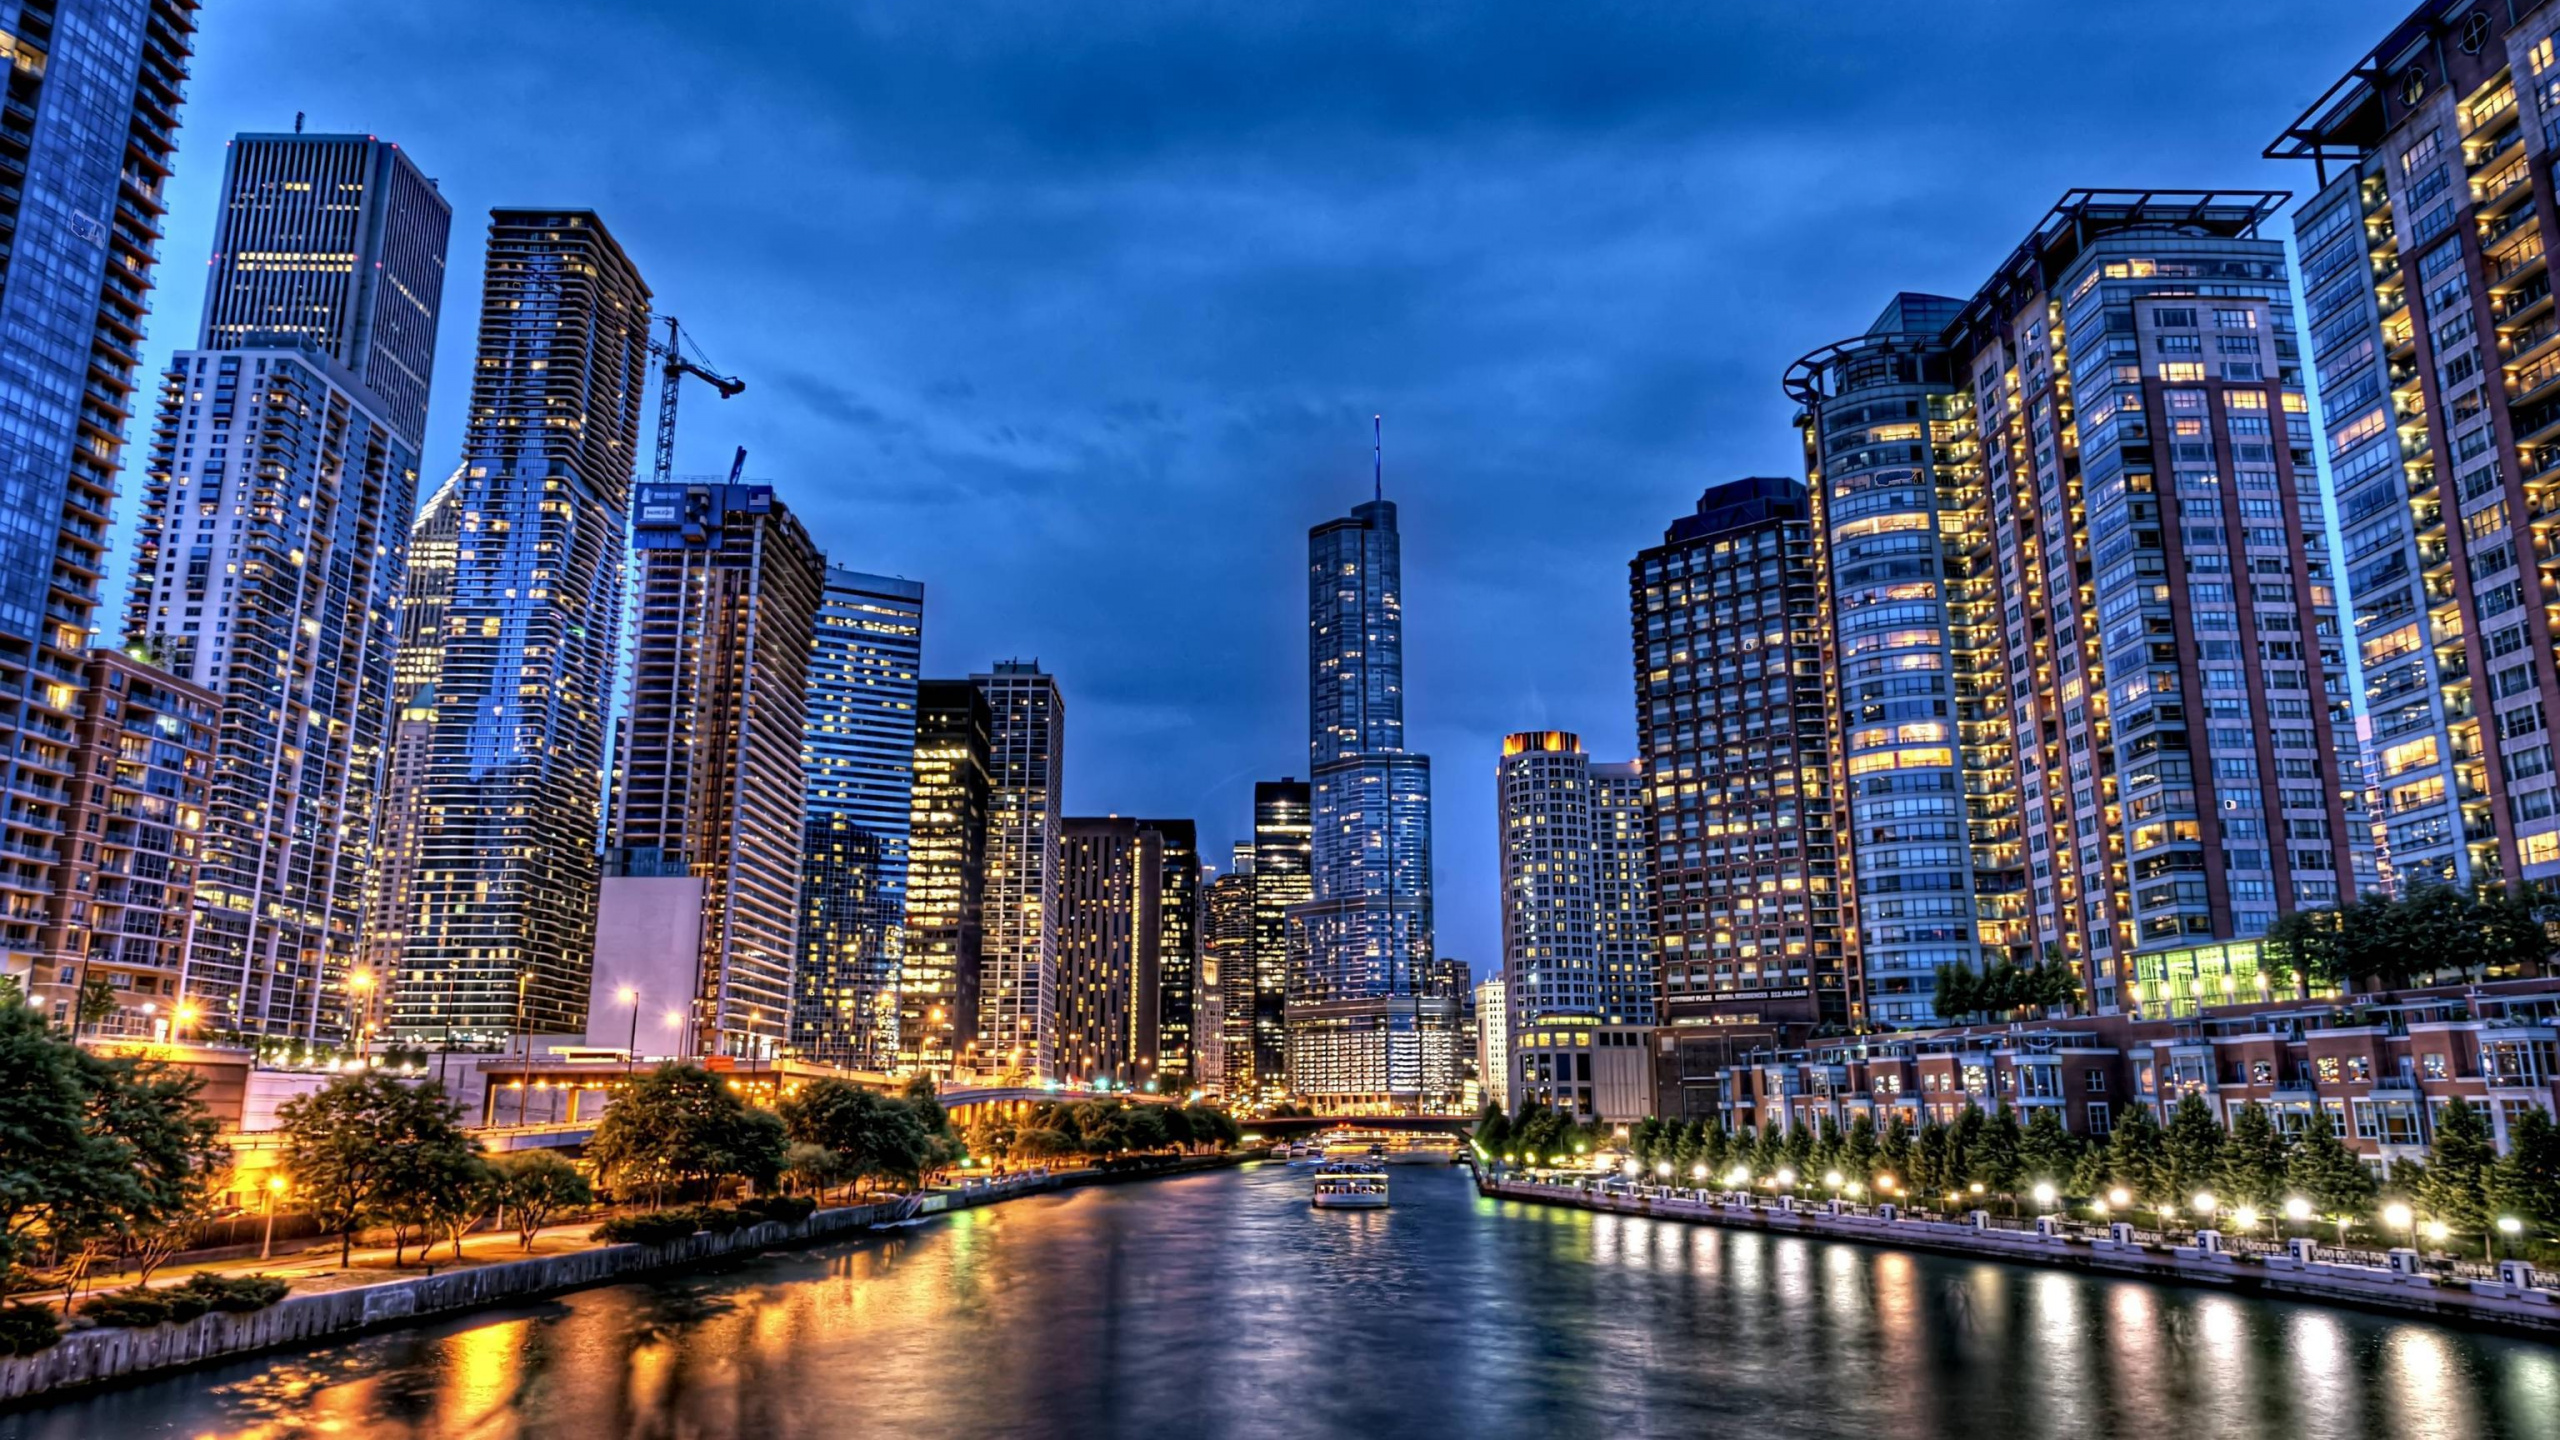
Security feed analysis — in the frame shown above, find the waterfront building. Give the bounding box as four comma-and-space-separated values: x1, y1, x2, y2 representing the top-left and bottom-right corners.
598, 481, 824, 1061
1498, 731, 1661, 1108
792, 569, 925, 1069
1474, 975, 1508, 1110
391, 211, 652, 1047
900, 680, 989, 1077
1784, 193, 2376, 1026
1147, 817, 1201, 1087
1289, 495, 1453, 1108
29, 654, 215, 1037
126, 133, 452, 1044
1509, 1021, 1655, 1125
359, 468, 462, 1016
976, 661, 1064, 1077
1055, 816, 1165, 1088
0, 0, 197, 994
1202, 846, 1257, 1097
1723, 972, 2560, 1168
1630, 477, 1845, 1114
1250, 779, 1308, 1099
2268, 5, 2560, 891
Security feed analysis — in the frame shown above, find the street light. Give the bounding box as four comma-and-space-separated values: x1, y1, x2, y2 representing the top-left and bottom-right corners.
2032, 1181, 2056, 1208
347, 970, 375, 1059
2233, 1205, 2260, 1232
2108, 1187, 2132, 1209
1823, 1170, 1844, 1190
2283, 1196, 2313, 1225
618, 986, 641, 1072
2191, 1191, 2217, 1219
261, 1175, 288, 1261
2384, 1201, 2415, 1250
1775, 1167, 1796, 1189
2498, 1215, 2525, 1258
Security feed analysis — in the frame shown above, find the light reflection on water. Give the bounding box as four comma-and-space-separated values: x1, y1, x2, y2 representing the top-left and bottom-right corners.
3, 1165, 2555, 1440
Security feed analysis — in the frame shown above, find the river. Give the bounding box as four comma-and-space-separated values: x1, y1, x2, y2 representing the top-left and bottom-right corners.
5, 1162, 2556, 1439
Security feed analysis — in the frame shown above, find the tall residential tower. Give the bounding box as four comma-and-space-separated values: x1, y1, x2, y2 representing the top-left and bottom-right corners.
792, 568, 924, 1069
975, 661, 1064, 1076
125, 133, 452, 1044
0, 0, 198, 1001
390, 211, 652, 1046
599, 481, 824, 1060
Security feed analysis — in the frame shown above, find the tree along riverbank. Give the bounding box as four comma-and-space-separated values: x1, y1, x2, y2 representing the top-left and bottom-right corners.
1477, 1170, 2560, 1337
1, 1152, 1242, 1408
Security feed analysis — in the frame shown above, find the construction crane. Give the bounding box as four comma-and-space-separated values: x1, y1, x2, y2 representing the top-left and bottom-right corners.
647, 316, 744, 486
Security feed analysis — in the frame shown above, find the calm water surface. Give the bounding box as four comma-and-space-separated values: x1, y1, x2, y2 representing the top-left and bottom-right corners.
7, 1163, 2558, 1439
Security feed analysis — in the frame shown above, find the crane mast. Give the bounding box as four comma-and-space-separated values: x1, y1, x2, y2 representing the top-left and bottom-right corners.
648, 315, 745, 486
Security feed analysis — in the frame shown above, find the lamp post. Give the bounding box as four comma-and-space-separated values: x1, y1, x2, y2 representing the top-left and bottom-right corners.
2384, 1201, 2416, 1253
619, 986, 640, 1072
347, 970, 375, 1060
260, 1175, 287, 1261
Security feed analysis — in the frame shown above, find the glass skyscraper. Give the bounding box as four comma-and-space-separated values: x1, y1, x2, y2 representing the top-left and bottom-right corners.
0, 0, 197, 995
975, 660, 1064, 1077
390, 211, 653, 1047
125, 133, 451, 1045
1287, 496, 1456, 1109
793, 567, 924, 1069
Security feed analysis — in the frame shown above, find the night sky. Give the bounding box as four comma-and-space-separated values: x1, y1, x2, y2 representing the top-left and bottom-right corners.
125, 1, 2407, 977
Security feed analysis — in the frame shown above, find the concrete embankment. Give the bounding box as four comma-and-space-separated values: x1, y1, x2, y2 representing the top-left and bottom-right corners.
1480, 1175, 2560, 1337
3, 1154, 1241, 1407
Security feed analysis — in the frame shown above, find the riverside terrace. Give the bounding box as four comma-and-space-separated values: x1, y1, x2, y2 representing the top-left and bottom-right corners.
1715, 976, 2560, 1163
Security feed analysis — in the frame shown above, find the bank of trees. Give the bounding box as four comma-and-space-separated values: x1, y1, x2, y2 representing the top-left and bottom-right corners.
776, 1076, 958, 1198
0, 1001, 225, 1298
962, 1098, 1240, 1165
2263, 880, 2556, 994
1930, 954, 2082, 1023
1479, 1089, 2560, 1258
276, 1070, 596, 1265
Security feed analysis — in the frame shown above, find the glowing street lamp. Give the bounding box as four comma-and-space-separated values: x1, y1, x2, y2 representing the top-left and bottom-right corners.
2384, 1201, 2416, 1250
1775, 1167, 1797, 1189
1691, 1164, 1708, 1184
1823, 1170, 1844, 1191
2190, 1191, 2218, 1219
2283, 1196, 2313, 1225
2232, 1205, 2260, 1232
2108, 1187, 2132, 1209
2031, 1181, 2056, 1209
260, 1175, 288, 1261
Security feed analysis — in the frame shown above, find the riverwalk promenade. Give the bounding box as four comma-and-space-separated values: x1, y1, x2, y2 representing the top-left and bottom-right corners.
1479, 1170, 2560, 1337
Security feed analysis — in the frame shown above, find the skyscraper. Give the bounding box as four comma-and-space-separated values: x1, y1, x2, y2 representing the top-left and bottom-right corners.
1498, 732, 1603, 1035
359, 467, 463, 1009
1249, 779, 1308, 1099
392, 211, 653, 1047
901, 680, 990, 1077
2271, 9, 2560, 891
35, 654, 216, 1038
1591, 762, 1655, 1026
599, 481, 824, 1060
125, 132, 452, 1044
976, 661, 1064, 1077
792, 568, 924, 1069
1630, 477, 1843, 1112
1289, 491, 1454, 1110
1786, 193, 2377, 1023
1055, 816, 1162, 1088
1145, 817, 1201, 1087
1495, 733, 1655, 1110
1202, 845, 1257, 1097
0, 0, 198, 993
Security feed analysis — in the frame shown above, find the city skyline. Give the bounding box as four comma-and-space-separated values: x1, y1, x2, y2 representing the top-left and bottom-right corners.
111, 0, 2420, 973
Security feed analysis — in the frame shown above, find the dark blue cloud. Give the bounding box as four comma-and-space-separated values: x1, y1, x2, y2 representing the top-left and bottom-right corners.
127, 0, 2404, 977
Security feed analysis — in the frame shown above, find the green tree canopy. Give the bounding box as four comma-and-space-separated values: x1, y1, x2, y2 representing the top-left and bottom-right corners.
2492, 1105, 2560, 1242
2218, 1102, 2292, 1212
2164, 1093, 2226, 1208
2284, 1110, 2377, 1227
0, 1005, 221, 1271
2417, 1097, 2497, 1247
276, 1068, 477, 1266
592, 1065, 787, 1206
2107, 1103, 2172, 1209
490, 1149, 594, 1250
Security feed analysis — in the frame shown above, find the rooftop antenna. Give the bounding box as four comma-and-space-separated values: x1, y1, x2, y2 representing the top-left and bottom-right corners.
1373, 413, 1382, 503
293, 111, 305, 134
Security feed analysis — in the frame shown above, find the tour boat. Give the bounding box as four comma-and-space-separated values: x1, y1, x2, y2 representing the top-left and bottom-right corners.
1310, 1161, 1390, 1209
